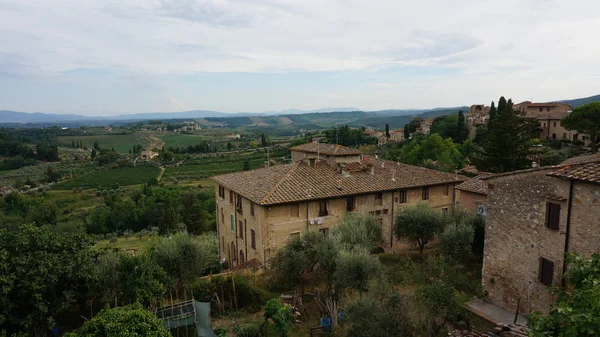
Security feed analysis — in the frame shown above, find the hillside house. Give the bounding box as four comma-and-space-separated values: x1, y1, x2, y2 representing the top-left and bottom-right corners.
389, 129, 405, 142
513, 101, 582, 142
364, 129, 384, 138
416, 118, 435, 135
467, 104, 490, 128
481, 160, 600, 314
455, 173, 492, 214
211, 144, 466, 266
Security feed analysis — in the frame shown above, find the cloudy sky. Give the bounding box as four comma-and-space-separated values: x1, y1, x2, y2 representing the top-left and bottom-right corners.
0, 0, 599, 115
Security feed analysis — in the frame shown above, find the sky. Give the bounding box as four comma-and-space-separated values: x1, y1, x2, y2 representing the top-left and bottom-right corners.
0, 0, 599, 116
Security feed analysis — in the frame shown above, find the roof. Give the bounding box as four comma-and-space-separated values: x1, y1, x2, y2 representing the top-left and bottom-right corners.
548, 162, 600, 184
288, 142, 362, 156
455, 173, 494, 195
560, 154, 600, 166
483, 167, 556, 181
524, 110, 571, 120
211, 158, 466, 205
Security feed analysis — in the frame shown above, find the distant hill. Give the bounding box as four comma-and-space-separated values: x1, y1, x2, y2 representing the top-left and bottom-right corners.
557, 94, 600, 109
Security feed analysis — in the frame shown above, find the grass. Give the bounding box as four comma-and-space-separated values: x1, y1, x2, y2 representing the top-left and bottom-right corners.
159, 133, 211, 148
57, 134, 141, 153
98, 236, 152, 250
54, 166, 161, 190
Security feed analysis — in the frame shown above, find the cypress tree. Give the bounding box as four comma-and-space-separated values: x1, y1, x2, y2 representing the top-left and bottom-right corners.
385, 124, 390, 138
457, 110, 469, 142
489, 101, 497, 120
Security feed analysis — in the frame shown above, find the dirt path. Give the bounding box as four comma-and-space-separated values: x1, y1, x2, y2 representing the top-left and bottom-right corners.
157, 167, 165, 182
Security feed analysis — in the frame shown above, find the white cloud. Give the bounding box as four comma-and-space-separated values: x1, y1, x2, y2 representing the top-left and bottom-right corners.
0, 0, 599, 113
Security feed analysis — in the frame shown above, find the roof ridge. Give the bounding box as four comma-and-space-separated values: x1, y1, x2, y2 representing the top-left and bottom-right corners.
260, 162, 301, 205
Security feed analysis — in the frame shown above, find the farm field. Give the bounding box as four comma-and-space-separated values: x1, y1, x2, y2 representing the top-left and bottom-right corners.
0, 161, 97, 187
54, 166, 161, 190
57, 134, 142, 153
159, 133, 210, 148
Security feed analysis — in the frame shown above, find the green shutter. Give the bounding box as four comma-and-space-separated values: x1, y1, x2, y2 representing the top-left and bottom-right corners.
231, 214, 235, 232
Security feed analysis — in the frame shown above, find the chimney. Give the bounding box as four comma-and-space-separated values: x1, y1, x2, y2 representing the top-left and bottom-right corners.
370, 166, 375, 175
336, 179, 342, 190
392, 169, 396, 182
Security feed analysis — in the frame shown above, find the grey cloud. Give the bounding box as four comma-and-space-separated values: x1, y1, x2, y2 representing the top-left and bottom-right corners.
378, 31, 481, 63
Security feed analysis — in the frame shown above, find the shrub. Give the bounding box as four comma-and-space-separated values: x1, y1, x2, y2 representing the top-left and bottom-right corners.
190, 273, 270, 314
437, 221, 474, 263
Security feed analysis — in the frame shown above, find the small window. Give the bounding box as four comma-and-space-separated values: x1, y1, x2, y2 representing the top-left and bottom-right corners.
375, 192, 383, 205
539, 107, 543, 112
309, 158, 316, 167
290, 203, 300, 217
346, 196, 355, 212
230, 214, 235, 233
422, 187, 430, 200
218, 186, 225, 199
553, 122, 557, 127
238, 220, 244, 239
552, 133, 556, 140
319, 228, 329, 237
443, 185, 449, 196
319, 201, 329, 216
399, 190, 407, 203
229, 191, 234, 204
441, 207, 449, 215
383, 209, 388, 215
289, 232, 300, 241
251, 229, 256, 249
539, 257, 554, 286
545, 202, 560, 230
250, 202, 255, 216
376, 210, 381, 216
236, 195, 243, 213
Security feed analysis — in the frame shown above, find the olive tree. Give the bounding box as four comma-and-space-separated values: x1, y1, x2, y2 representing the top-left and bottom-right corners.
395, 203, 443, 254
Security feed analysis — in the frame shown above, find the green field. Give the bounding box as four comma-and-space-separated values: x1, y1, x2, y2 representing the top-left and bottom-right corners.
55, 166, 161, 190
159, 133, 212, 148
57, 134, 141, 153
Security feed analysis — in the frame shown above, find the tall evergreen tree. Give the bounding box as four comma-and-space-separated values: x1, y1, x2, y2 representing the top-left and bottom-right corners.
456, 110, 469, 142
474, 96, 538, 173
489, 101, 497, 120
93, 141, 100, 150
385, 124, 390, 138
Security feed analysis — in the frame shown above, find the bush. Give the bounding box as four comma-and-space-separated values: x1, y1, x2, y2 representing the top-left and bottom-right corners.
346, 294, 413, 337
233, 324, 261, 337
437, 221, 474, 263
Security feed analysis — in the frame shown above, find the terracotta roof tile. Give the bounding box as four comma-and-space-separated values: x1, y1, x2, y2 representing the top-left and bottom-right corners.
455, 173, 495, 195
288, 143, 362, 156
560, 154, 600, 165
212, 158, 466, 205
548, 162, 600, 184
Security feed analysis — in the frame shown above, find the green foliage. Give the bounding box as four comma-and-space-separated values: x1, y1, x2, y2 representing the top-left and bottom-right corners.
530, 253, 600, 337
561, 102, 600, 152
345, 294, 413, 337
404, 118, 422, 137
233, 323, 261, 337
413, 283, 463, 336
263, 298, 293, 337
395, 203, 443, 254
323, 125, 377, 146
64, 304, 170, 337
430, 115, 459, 141
55, 166, 160, 190
474, 96, 539, 173
334, 249, 384, 292
398, 134, 464, 172
331, 213, 382, 251
190, 273, 270, 313
437, 221, 474, 263
148, 232, 218, 292
0, 225, 94, 336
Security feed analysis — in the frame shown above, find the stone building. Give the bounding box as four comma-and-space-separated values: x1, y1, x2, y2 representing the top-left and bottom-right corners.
467, 104, 491, 128
481, 160, 600, 314
513, 101, 581, 142
416, 118, 435, 135
455, 173, 492, 214
389, 129, 405, 142
211, 144, 465, 266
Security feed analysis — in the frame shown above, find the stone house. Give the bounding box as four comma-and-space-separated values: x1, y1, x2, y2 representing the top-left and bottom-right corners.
211, 143, 465, 266
364, 129, 384, 138
513, 101, 582, 142
467, 104, 490, 128
455, 173, 492, 214
389, 129, 405, 142
416, 118, 435, 135
481, 160, 600, 314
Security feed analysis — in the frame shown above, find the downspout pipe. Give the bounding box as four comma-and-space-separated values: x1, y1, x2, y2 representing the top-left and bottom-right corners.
561, 180, 574, 288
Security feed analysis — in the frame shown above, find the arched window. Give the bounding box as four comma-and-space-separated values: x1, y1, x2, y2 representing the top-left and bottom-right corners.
552, 134, 556, 140
563, 133, 567, 139
239, 250, 245, 264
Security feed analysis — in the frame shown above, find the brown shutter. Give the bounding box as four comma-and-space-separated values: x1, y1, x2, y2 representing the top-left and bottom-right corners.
545, 202, 561, 230
539, 258, 554, 286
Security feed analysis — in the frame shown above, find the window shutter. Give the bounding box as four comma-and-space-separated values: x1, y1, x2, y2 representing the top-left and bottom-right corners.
539, 258, 554, 286
545, 202, 560, 230
230, 214, 235, 232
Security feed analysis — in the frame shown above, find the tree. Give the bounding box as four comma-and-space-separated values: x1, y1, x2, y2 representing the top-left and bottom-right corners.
474, 96, 538, 173
489, 101, 497, 120
530, 253, 600, 337
149, 232, 218, 294
346, 294, 414, 337
436, 221, 474, 263
243, 158, 251, 171
0, 225, 94, 337
385, 124, 390, 138
561, 102, 600, 153
457, 110, 469, 143
398, 134, 464, 172
64, 304, 170, 337
394, 203, 443, 254
263, 298, 293, 337
227, 142, 232, 151
93, 141, 100, 150
331, 213, 382, 251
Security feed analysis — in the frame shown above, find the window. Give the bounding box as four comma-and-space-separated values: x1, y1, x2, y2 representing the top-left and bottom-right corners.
443, 185, 449, 196
552, 133, 556, 140
539, 257, 554, 286
230, 214, 235, 233
319, 201, 329, 216
376, 210, 381, 216
290, 203, 300, 217
236, 195, 243, 213
383, 209, 388, 215
238, 220, 244, 239
399, 190, 407, 203
422, 187, 430, 200
250, 202, 255, 216
218, 186, 225, 199
441, 207, 449, 215
346, 196, 355, 212
563, 133, 567, 139
553, 122, 557, 127
251, 229, 256, 249
229, 191, 234, 204
221, 208, 224, 225
375, 192, 383, 205
573, 133, 579, 141
289, 232, 300, 241
545, 202, 560, 230
319, 228, 329, 237
309, 158, 316, 167
539, 107, 543, 112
